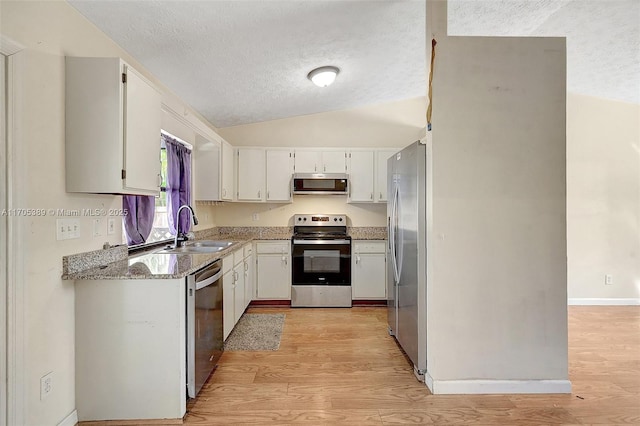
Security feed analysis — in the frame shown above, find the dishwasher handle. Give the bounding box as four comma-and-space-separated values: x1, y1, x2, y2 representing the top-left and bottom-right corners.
195, 262, 223, 290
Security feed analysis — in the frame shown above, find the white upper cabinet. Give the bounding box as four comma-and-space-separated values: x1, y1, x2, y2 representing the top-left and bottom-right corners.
321, 150, 347, 173
220, 139, 234, 201
237, 148, 265, 201
65, 57, 161, 195
266, 149, 293, 202
347, 150, 375, 202
194, 134, 221, 201
294, 149, 346, 173
375, 149, 397, 202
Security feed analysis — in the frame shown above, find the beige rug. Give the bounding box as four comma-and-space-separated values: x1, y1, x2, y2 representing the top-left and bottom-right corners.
224, 313, 285, 351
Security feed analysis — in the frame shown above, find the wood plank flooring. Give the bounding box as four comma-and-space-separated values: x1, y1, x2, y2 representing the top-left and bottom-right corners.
82, 306, 640, 425
182, 306, 640, 425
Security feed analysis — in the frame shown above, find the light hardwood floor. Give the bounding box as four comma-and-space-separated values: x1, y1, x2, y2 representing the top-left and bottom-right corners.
181, 306, 640, 425
81, 306, 640, 425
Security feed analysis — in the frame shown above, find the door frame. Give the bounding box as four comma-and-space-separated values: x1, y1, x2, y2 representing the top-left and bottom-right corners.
1, 34, 26, 426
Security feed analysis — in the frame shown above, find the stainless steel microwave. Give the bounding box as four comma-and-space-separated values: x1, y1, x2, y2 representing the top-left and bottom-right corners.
292, 173, 349, 195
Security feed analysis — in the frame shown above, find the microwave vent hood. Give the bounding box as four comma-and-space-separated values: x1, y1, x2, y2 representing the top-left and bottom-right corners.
292, 173, 349, 195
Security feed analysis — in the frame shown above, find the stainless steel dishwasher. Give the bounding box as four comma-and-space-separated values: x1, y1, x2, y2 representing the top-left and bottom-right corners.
186, 260, 223, 398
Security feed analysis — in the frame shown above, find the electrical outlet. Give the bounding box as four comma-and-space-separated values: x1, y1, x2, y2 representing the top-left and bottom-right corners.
252, 213, 259, 221
40, 372, 53, 400
605, 274, 613, 285
93, 218, 102, 237
107, 217, 115, 235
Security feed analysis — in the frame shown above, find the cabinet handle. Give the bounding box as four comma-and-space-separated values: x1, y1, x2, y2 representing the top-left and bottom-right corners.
258, 190, 261, 199
370, 192, 373, 200
380, 192, 383, 200
356, 255, 361, 264
157, 174, 162, 187
282, 256, 287, 265
267, 191, 270, 199
244, 262, 248, 272
323, 165, 326, 172
223, 188, 227, 197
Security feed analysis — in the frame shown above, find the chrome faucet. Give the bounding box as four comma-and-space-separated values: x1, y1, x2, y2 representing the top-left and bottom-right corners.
174, 204, 199, 248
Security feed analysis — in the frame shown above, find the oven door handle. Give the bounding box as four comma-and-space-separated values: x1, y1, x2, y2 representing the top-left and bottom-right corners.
292, 239, 351, 245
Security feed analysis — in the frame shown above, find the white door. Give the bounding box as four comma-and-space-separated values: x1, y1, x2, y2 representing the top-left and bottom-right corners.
266, 149, 293, 201
237, 148, 265, 201
321, 150, 346, 173
222, 270, 234, 340
221, 140, 234, 200
233, 263, 245, 323
375, 149, 396, 202
293, 150, 320, 173
256, 254, 291, 299
348, 151, 374, 202
123, 65, 162, 193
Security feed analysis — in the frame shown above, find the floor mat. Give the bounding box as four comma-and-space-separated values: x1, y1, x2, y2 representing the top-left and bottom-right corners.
224, 313, 285, 351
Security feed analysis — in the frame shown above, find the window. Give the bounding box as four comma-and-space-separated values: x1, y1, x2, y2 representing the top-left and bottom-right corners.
123, 131, 193, 247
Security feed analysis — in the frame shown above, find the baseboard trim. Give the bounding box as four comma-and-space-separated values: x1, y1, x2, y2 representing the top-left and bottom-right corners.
249, 300, 291, 307
568, 298, 640, 306
352, 300, 387, 306
58, 410, 78, 426
424, 373, 571, 394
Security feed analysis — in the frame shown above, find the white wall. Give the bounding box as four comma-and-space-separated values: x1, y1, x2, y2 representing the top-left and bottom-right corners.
567, 93, 640, 301
0, 2, 218, 424
219, 97, 426, 147
213, 197, 387, 227
428, 35, 568, 388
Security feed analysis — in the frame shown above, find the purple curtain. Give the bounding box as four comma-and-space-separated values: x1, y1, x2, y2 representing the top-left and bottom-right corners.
122, 195, 156, 245
165, 134, 192, 235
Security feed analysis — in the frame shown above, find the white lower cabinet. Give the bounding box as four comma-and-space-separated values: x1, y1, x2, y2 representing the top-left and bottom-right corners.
255, 241, 291, 300
243, 243, 255, 309
223, 244, 255, 340
352, 241, 387, 299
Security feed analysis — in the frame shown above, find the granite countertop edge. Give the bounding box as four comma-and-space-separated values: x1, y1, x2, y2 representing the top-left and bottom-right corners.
63, 226, 387, 281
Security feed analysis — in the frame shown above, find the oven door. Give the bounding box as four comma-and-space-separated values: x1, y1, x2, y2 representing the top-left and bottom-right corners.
291, 239, 351, 286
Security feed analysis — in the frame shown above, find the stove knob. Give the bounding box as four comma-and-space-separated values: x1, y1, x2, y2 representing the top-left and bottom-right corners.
334, 218, 338, 222
303, 217, 307, 221
298, 217, 302, 221
339, 218, 343, 222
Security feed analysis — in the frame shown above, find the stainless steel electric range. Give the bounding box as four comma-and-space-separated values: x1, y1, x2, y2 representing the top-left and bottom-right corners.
291, 214, 351, 307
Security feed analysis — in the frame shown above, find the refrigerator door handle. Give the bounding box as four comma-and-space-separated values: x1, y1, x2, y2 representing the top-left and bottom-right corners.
391, 184, 400, 284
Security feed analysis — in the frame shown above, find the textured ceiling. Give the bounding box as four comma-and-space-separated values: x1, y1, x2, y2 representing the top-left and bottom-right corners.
449, 0, 640, 105
68, 0, 427, 128
68, 0, 638, 129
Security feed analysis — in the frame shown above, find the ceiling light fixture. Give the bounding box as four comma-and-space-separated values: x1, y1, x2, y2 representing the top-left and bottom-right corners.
307, 66, 340, 87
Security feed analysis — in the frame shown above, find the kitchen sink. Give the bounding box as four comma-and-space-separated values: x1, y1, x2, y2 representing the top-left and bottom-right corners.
185, 240, 234, 248
154, 240, 234, 255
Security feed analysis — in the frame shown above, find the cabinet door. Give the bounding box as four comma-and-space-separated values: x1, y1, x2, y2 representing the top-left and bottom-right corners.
348, 151, 375, 202
123, 65, 162, 193
244, 254, 254, 310
223, 270, 234, 340
233, 263, 245, 324
194, 139, 221, 201
352, 251, 386, 299
237, 148, 265, 201
375, 149, 397, 202
256, 254, 291, 299
221, 140, 234, 201
266, 149, 293, 201
321, 150, 346, 173
294, 150, 320, 173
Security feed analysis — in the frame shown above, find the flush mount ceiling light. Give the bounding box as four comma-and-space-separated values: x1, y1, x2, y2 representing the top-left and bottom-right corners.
307, 66, 340, 87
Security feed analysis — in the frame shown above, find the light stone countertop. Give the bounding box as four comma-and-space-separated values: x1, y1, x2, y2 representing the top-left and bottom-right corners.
62, 226, 387, 280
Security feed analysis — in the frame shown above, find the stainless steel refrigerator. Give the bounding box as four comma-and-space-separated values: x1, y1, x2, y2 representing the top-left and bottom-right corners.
387, 140, 428, 379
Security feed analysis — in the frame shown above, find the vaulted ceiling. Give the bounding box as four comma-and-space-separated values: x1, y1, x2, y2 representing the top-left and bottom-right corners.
68, 0, 639, 128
